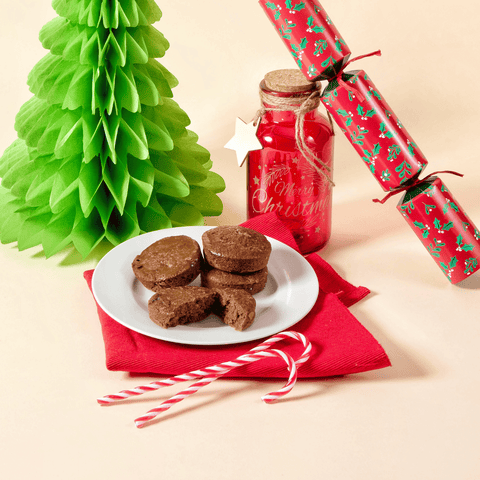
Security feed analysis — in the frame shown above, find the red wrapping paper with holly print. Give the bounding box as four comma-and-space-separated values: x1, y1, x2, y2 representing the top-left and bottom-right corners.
259, 0, 351, 81
321, 70, 429, 191
398, 176, 480, 284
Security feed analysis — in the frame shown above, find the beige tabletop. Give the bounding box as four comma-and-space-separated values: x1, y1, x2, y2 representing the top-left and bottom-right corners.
1, 1, 479, 478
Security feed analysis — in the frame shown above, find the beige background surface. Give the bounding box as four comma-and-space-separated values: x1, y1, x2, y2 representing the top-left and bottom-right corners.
1, 1, 479, 478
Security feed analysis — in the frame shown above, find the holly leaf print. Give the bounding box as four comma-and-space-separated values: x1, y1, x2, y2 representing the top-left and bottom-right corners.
266, 2, 281, 19
449, 256, 458, 269
457, 234, 474, 251
414, 221, 430, 238
337, 109, 349, 117
443, 201, 460, 214
433, 218, 454, 233
379, 122, 394, 139
371, 90, 382, 100
335, 38, 346, 53
291, 38, 308, 53
372, 143, 381, 155
307, 16, 325, 33
362, 149, 372, 160
408, 142, 416, 157
286, 1, 306, 11
357, 105, 365, 117
443, 221, 454, 231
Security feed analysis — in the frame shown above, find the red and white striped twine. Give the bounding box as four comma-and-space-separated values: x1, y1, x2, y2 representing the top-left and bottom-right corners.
97, 331, 312, 428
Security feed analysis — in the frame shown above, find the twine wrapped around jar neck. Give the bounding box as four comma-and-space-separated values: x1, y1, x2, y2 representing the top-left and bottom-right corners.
253, 88, 335, 187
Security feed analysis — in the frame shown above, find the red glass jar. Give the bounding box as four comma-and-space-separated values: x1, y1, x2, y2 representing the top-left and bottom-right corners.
247, 70, 334, 255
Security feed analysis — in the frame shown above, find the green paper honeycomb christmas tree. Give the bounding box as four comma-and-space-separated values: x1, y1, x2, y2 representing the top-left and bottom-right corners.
0, 0, 225, 258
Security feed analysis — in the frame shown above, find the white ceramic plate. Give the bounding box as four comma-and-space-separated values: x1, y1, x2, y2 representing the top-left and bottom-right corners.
92, 226, 319, 346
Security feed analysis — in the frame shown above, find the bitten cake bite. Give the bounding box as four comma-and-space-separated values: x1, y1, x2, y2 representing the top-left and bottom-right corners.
202, 226, 272, 273
148, 286, 217, 329
147, 286, 257, 331
132, 235, 201, 291
201, 263, 268, 295
213, 288, 256, 332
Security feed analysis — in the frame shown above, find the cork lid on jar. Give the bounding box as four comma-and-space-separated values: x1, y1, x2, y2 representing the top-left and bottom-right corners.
264, 69, 316, 93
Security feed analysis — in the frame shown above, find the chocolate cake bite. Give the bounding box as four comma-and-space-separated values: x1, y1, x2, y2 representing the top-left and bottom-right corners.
213, 288, 257, 332
148, 286, 217, 329
132, 235, 201, 291
147, 286, 257, 331
202, 226, 272, 273
201, 263, 268, 295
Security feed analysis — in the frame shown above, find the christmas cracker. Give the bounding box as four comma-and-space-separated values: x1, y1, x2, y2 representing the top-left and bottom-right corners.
259, 0, 480, 283
259, 0, 351, 80
397, 177, 480, 284
321, 69, 428, 192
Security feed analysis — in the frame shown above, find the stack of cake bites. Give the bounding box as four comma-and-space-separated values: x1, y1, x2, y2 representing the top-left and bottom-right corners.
131, 226, 272, 331
201, 226, 270, 294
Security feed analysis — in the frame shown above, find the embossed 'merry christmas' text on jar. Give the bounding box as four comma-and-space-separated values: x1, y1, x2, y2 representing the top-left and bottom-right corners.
247, 69, 334, 254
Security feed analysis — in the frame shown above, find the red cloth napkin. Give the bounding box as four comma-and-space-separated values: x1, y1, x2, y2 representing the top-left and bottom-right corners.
84, 213, 390, 378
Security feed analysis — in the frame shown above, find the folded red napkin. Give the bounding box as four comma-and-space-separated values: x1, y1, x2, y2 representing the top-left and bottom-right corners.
84, 213, 390, 378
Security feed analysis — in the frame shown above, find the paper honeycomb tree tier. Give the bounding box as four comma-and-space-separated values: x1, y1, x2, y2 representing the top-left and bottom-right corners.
0, 0, 225, 258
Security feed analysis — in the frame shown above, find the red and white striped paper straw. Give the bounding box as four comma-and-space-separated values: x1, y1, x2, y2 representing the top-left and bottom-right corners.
97, 331, 312, 428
